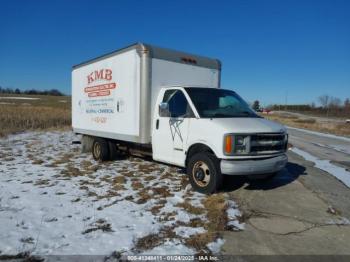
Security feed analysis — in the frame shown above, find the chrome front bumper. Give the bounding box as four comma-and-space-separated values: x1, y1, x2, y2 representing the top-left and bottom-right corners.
220, 154, 288, 175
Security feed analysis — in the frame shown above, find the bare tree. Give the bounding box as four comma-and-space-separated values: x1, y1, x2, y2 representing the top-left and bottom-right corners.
329, 97, 342, 108
318, 95, 331, 117
318, 95, 330, 108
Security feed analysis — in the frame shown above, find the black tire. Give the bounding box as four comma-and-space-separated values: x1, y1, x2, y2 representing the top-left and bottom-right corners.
92, 138, 109, 161
248, 172, 278, 181
187, 152, 223, 194
108, 141, 119, 160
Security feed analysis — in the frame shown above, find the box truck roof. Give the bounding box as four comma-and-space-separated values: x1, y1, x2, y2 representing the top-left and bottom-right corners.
72, 42, 221, 70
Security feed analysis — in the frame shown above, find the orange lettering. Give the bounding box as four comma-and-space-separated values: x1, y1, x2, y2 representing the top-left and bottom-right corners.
105, 69, 112, 81
87, 73, 94, 84
87, 69, 112, 84
95, 70, 104, 80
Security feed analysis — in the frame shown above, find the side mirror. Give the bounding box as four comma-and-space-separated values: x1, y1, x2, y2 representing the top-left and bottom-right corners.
159, 102, 170, 117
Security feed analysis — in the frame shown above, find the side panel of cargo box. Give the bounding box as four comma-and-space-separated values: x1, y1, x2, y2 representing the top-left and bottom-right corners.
72, 49, 141, 142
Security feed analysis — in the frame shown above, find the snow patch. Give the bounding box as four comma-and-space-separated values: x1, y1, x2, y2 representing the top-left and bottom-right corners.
140, 239, 194, 255
326, 217, 350, 225
291, 147, 350, 188
226, 200, 245, 231
174, 227, 206, 238
207, 238, 225, 254
0, 131, 243, 255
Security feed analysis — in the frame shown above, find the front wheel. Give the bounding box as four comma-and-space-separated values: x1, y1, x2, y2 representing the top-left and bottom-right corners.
187, 152, 223, 194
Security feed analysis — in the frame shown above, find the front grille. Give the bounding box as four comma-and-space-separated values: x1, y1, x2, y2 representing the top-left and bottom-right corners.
250, 133, 287, 154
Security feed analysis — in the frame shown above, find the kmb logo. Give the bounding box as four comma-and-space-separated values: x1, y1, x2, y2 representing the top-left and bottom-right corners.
85, 69, 116, 98
87, 69, 112, 84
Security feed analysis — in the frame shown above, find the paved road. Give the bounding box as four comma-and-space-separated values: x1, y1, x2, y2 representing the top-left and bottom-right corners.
287, 127, 350, 170
222, 151, 350, 255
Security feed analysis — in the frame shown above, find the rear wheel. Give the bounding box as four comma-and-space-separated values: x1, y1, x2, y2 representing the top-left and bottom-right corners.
187, 152, 223, 194
92, 138, 109, 161
108, 140, 119, 160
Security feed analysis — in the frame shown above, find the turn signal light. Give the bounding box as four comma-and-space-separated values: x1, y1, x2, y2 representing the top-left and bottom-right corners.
225, 135, 232, 154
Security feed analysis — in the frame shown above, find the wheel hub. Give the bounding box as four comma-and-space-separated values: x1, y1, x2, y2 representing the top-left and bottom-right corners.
94, 143, 101, 158
195, 168, 205, 181
192, 161, 211, 187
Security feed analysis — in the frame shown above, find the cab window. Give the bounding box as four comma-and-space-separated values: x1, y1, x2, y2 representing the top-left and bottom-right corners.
161, 90, 194, 118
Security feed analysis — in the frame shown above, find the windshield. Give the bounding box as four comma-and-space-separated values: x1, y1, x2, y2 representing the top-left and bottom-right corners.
185, 88, 258, 118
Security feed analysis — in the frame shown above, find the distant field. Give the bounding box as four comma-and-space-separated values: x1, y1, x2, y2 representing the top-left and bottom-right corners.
264, 112, 350, 137
0, 94, 71, 137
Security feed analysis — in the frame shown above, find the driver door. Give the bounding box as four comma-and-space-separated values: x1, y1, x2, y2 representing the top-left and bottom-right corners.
152, 89, 194, 166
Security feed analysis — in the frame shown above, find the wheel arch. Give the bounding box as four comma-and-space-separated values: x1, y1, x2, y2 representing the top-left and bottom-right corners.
185, 142, 218, 166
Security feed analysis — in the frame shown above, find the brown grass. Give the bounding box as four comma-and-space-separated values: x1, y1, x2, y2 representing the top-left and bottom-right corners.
82, 219, 113, 234
0, 95, 71, 137
265, 114, 350, 137
32, 159, 44, 165
138, 163, 160, 173
175, 201, 205, 215
131, 180, 144, 190
160, 171, 173, 179
134, 226, 176, 251
148, 199, 167, 215
34, 179, 50, 186
113, 176, 126, 185
185, 232, 219, 252
134, 233, 163, 250
178, 194, 231, 253
202, 194, 228, 232
136, 189, 152, 204
152, 186, 173, 198
144, 175, 157, 181
120, 170, 134, 177
293, 118, 316, 124
61, 165, 82, 177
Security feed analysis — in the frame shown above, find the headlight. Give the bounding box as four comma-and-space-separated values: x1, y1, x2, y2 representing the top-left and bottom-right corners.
236, 135, 246, 145
235, 135, 248, 154
224, 134, 249, 155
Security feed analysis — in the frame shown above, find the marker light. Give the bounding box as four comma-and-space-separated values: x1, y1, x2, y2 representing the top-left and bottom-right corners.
225, 135, 233, 154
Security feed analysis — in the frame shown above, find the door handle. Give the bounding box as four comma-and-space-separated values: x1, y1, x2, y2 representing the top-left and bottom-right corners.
156, 119, 159, 129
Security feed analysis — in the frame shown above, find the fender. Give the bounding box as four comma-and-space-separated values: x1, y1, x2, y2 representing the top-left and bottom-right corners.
186, 139, 221, 159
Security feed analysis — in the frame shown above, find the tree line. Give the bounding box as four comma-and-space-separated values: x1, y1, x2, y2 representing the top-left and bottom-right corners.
0, 86, 65, 96
266, 95, 350, 118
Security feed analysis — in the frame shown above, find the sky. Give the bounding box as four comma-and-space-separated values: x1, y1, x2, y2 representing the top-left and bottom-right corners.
0, 0, 349, 106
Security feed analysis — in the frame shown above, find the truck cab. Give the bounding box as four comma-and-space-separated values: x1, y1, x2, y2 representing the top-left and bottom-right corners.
152, 86, 288, 193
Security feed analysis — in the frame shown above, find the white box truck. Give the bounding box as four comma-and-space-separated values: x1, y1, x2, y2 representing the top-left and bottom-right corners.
72, 43, 288, 194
